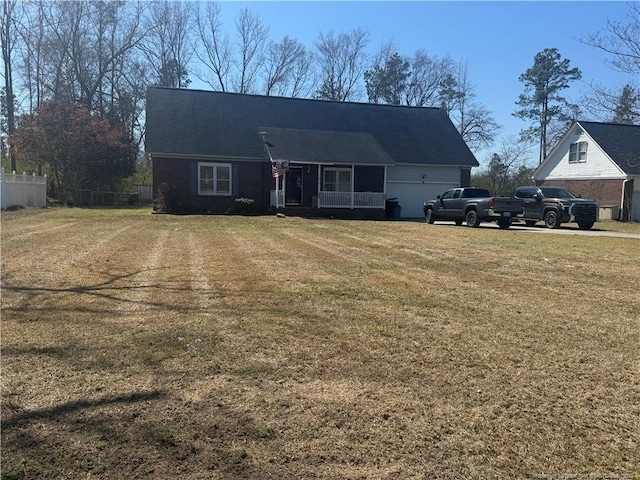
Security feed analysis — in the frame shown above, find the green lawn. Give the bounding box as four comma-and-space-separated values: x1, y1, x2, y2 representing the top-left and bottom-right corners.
2, 208, 639, 479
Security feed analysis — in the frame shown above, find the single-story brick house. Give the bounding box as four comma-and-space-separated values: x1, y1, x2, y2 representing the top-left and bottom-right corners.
145, 87, 479, 218
534, 121, 640, 221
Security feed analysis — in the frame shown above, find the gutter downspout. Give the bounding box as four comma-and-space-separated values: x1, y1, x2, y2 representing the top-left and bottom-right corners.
620, 178, 631, 221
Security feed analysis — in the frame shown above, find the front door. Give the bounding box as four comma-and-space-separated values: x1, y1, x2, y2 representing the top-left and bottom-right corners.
285, 167, 303, 205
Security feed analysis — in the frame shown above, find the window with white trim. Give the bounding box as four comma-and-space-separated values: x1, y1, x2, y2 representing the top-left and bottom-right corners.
569, 142, 588, 163
323, 168, 351, 192
198, 162, 231, 195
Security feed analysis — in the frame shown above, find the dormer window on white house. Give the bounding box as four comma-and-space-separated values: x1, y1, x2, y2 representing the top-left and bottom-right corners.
199, 162, 231, 195
569, 141, 588, 163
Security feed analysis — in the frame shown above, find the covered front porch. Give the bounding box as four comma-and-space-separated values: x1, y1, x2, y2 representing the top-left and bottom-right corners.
270, 163, 387, 211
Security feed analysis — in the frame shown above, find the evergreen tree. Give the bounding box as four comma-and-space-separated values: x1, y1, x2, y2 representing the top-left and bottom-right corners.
514, 48, 581, 163
364, 53, 410, 105
612, 84, 640, 124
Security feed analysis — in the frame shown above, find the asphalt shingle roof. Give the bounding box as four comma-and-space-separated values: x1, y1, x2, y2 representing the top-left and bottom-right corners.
259, 127, 394, 166
579, 121, 640, 175
145, 87, 479, 168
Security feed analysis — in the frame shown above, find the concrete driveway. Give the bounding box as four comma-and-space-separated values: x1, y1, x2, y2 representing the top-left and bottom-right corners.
484, 222, 639, 239
417, 219, 640, 239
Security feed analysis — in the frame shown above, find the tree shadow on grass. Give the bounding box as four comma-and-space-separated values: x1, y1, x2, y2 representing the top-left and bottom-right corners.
2, 390, 166, 430
2, 264, 291, 321
0, 264, 232, 321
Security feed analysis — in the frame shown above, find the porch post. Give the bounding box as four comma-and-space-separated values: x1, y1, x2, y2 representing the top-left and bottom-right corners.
317, 164, 321, 209
383, 166, 387, 197
351, 165, 355, 209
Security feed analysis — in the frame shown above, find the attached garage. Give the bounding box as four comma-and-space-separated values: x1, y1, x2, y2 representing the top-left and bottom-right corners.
386, 165, 461, 218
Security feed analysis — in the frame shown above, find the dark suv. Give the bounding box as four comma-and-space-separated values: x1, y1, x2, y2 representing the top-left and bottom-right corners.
514, 186, 598, 230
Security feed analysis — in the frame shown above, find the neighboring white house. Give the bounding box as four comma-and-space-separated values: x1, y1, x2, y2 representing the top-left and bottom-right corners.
534, 121, 640, 221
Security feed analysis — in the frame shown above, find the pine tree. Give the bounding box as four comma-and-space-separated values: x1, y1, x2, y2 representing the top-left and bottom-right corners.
514, 48, 581, 163
612, 84, 640, 124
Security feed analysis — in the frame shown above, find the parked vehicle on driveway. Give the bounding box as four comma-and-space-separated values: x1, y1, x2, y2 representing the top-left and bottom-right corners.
513, 186, 598, 230
423, 187, 524, 229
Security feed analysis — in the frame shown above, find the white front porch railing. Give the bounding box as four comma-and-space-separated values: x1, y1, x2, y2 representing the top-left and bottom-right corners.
271, 190, 386, 209
318, 191, 386, 209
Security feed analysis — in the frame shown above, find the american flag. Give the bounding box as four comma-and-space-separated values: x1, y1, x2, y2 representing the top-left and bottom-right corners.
272, 162, 286, 178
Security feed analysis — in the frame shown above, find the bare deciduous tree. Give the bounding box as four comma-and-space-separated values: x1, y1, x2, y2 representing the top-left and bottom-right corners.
315, 27, 369, 101
288, 44, 316, 98
580, 3, 639, 125
39, 0, 146, 111
472, 136, 536, 196
234, 7, 268, 94
582, 82, 640, 124
439, 62, 501, 150
580, 2, 640, 75
405, 49, 453, 107
142, 0, 193, 88
262, 36, 309, 97
193, 2, 232, 92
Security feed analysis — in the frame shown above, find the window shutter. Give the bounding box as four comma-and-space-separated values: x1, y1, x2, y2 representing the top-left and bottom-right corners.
190, 162, 198, 195
232, 164, 240, 196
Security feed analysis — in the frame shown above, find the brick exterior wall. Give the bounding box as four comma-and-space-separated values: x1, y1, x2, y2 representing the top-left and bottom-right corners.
152, 157, 389, 217
537, 178, 625, 207
153, 157, 271, 213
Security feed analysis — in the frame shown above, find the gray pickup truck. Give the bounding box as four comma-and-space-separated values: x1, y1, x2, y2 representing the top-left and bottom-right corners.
423, 187, 524, 229
514, 186, 598, 229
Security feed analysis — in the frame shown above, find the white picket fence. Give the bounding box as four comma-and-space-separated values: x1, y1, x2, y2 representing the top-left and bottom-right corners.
0, 170, 47, 209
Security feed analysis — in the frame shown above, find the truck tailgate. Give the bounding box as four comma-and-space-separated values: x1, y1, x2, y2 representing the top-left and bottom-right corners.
491, 197, 524, 213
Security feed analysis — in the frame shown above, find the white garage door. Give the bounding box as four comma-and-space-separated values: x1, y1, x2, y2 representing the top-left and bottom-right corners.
386, 166, 460, 218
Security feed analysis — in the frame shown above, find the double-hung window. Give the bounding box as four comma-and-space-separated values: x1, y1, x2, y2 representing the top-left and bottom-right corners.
569, 142, 588, 163
323, 168, 351, 192
198, 162, 231, 195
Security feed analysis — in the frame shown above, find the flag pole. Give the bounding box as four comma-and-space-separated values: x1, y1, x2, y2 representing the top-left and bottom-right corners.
260, 131, 279, 208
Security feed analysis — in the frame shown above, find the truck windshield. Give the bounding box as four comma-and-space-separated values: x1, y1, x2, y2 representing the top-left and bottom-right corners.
462, 189, 491, 198
539, 187, 576, 198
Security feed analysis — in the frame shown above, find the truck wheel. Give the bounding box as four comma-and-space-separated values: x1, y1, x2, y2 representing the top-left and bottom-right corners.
425, 209, 435, 224
544, 210, 561, 229
578, 221, 594, 230
497, 217, 512, 229
466, 210, 481, 228
525, 220, 537, 227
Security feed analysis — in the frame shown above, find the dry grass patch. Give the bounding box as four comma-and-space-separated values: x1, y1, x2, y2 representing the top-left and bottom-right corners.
2, 208, 639, 479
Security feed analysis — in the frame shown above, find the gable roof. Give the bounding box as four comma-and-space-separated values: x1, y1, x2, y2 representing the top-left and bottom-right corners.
145, 87, 478, 168
578, 121, 640, 175
259, 127, 394, 166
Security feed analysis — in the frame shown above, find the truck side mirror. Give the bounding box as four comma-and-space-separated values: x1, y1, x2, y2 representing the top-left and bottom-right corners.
533, 194, 541, 201
436, 195, 441, 199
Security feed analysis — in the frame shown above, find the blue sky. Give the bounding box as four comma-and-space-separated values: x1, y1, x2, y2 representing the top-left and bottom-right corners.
216, 1, 635, 164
